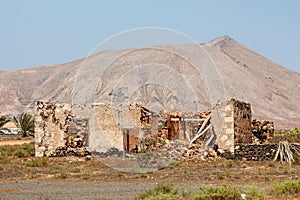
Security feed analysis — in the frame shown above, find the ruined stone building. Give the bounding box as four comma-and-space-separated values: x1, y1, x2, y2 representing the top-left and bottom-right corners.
34, 99, 255, 157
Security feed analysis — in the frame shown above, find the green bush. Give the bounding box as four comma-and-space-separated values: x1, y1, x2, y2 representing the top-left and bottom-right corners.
242, 185, 266, 200
193, 185, 240, 200
270, 180, 300, 195
286, 128, 300, 137
25, 157, 49, 167
135, 183, 180, 200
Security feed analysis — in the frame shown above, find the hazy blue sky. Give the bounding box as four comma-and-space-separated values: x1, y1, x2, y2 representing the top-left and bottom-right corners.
0, 0, 299, 72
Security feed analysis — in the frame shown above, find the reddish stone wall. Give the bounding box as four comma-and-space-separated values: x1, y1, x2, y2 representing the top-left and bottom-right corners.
233, 100, 252, 143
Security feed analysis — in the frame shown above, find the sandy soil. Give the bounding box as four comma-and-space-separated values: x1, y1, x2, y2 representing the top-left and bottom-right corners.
0, 139, 33, 146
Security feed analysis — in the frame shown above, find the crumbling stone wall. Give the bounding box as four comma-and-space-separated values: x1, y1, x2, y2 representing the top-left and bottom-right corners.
134, 99, 253, 154
72, 102, 144, 152
35, 99, 255, 158
252, 119, 274, 143
35, 101, 72, 157
231, 144, 277, 161
214, 99, 252, 153
222, 144, 300, 161
233, 100, 252, 143
69, 118, 89, 146
35, 101, 145, 156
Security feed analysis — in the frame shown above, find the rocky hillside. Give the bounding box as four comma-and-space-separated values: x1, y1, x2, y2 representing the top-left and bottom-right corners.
0, 36, 299, 129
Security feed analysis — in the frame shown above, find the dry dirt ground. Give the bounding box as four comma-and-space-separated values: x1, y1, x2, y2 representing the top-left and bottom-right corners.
0, 157, 300, 199
0, 138, 33, 146
0, 139, 300, 199
0, 180, 159, 200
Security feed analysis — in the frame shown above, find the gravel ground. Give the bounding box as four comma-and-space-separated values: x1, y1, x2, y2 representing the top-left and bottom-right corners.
0, 180, 203, 200
0, 180, 157, 200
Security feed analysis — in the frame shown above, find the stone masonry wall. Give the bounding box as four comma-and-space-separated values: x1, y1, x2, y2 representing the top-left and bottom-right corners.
252, 119, 274, 143
233, 100, 252, 143
214, 99, 252, 153
72, 102, 143, 152
233, 144, 277, 161
222, 144, 300, 161
35, 101, 144, 156
214, 100, 234, 153
35, 101, 72, 157
35, 99, 253, 157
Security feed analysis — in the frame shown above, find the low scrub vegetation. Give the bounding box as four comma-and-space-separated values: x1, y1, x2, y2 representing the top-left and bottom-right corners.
193, 185, 241, 200
0, 138, 299, 200
286, 127, 300, 138
242, 185, 266, 200
25, 157, 49, 167
136, 183, 267, 200
272, 128, 300, 143
135, 183, 180, 200
270, 179, 300, 196
136, 181, 300, 200
0, 142, 34, 158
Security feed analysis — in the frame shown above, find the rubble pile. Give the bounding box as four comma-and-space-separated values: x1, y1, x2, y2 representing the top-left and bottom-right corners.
251, 119, 274, 143
50, 136, 90, 157
136, 140, 189, 168
180, 112, 220, 161
50, 146, 90, 157
181, 143, 219, 162
155, 140, 188, 161
92, 147, 124, 158
139, 112, 169, 152
137, 107, 278, 162
140, 111, 219, 162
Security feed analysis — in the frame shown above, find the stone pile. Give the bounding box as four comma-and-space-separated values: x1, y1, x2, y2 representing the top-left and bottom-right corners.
65, 135, 83, 148
92, 147, 124, 158
155, 140, 188, 161
139, 110, 219, 162
136, 140, 189, 168
50, 146, 90, 157
181, 144, 219, 162
50, 135, 90, 157
252, 119, 274, 143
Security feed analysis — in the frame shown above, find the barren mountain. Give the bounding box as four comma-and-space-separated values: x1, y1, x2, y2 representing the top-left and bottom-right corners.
0, 36, 299, 129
